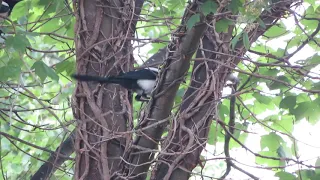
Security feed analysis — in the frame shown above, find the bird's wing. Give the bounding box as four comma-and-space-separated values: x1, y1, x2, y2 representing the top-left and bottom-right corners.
118, 69, 158, 80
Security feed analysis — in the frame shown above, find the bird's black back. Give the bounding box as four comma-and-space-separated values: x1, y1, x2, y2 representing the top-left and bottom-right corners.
0, 3, 10, 14
3, 0, 20, 15
117, 69, 158, 80
72, 68, 158, 92
0, 0, 21, 35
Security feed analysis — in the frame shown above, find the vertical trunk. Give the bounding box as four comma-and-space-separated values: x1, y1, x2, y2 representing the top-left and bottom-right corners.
72, 0, 134, 179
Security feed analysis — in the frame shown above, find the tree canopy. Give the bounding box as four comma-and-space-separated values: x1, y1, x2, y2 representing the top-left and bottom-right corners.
0, 0, 320, 179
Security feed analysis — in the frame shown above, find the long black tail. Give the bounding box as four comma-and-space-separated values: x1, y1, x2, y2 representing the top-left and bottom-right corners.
71, 74, 122, 84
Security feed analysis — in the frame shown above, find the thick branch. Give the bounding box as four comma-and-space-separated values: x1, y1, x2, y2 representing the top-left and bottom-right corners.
152, 0, 298, 179
31, 130, 75, 180
73, 0, 143, 179
127, 4, 208, 179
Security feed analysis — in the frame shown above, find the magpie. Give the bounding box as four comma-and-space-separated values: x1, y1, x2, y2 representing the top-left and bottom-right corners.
0, 0, 20, 21
0, 1, 10, 42
0, 0, 20, 38
0, 1, 10, 17
72, 67, 159, 101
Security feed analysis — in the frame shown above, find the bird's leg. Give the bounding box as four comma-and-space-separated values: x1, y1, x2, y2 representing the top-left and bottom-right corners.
135, 94, 149, 102
141, 94, 150, 101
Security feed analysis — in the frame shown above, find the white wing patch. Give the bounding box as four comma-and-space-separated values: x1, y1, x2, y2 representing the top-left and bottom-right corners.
144, 67, 159, 72
2, 1, 8, 7
0, 2, 9, 22
137, 79, 156, 95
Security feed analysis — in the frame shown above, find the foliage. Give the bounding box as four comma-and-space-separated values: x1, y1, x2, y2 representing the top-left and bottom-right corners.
0, 0, 75, 179
0, 0, 319, 179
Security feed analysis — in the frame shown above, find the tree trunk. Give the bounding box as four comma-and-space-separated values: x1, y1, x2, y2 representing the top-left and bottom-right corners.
72, 0, 134, 179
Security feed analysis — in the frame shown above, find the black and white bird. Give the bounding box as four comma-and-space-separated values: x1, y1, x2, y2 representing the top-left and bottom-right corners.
72, 67, 159, 101
0, 0, 20, 38
0, 1, 10, 17
0, 0, 20, 20
0, 1, 11, 42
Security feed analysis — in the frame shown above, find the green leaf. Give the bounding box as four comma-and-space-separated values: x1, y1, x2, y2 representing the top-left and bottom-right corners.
260, 132, 283, 151
37, 0, 67, 15
227, 0, 243, 14
250, 43, 266, 53
10, 0, 31, 21
279, 96, 297, 110
200, 0, 218, 15
25, 32, 40, 43
277, 145, 287, 158
55, 60, 75, 75
0, 65, 21, 81
186, 14, 200, 29
297, 169, 316, 179
301, 6, 319, 30
268, 75, 291, 90
166, 0, 185, 11
286, 35, 306, 49
312, 174, 320, 180
290, 101, 320, 123
270, 115, 294, 133
257, 18, 266, 29
275, 171, 296, 180
231, 122, 242, 139
208, 122, 224, 145
1, 138, 11, 151
304, 0, 316, 7
301, 18, 319, 31
259, 67, 279, 76
215, 19, 233, 33
253, 92, 272, 105
296, 93, 310, 103
242, 32, 250, 50
65, 18, 76, 38
264, 23, 287, 38
176, 88, 185, 98
229, 122, 249, 148
8, 56, 24, 67
302, 79, 313, 89
17, 16, 28, 26
305, 54, 320, 68
315, 158, 320, 174
10, 163, 23, 174
274, 48, 286, 58
291, 102, 309, 121
31, 61, 48, 82
5, 34, 31, 53
255, 151, 281, 166
218, 103, 229, 121
31, 61, 59, 82
40, 18, 61, 33
231, 33, 242, 50
6, 65, 21, 79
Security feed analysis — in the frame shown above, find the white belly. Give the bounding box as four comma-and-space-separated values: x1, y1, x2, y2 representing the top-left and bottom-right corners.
137, 79, 156, 95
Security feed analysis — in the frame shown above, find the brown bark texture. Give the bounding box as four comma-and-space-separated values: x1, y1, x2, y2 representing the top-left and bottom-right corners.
72, 0, 134, 179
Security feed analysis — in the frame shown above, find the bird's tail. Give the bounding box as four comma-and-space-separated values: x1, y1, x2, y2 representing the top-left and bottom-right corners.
71, 74, 122, 84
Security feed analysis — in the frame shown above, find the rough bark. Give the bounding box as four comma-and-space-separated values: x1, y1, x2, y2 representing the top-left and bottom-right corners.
152, 0, 297, 179
72, 0, 134, 179
125, 1, 208, 179
31, 0, 147, 179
